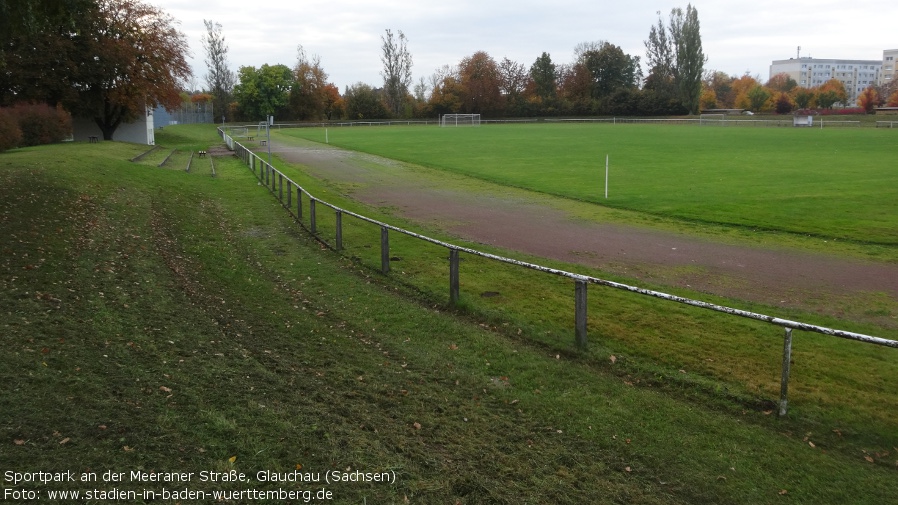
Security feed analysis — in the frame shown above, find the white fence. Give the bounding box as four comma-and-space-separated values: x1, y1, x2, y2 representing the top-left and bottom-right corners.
220, 128, 896, 417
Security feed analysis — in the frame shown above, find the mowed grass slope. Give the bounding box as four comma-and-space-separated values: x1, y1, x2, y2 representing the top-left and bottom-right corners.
284, 123, 898, 246
1, 129, 896, 504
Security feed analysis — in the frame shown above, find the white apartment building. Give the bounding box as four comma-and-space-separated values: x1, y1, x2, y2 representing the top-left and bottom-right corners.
882, 49, 898, 86
769, 50, 892, 105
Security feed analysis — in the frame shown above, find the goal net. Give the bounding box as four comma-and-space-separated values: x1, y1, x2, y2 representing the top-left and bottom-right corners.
699, 114, 725, 125
441, 114, 481, 127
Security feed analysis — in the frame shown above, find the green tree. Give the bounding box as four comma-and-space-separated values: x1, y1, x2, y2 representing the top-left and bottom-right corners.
746, 85, 771, 112
578, 41, 641, 99
343, 82, 388, 119
644, 12, 676, 96
233, 64, 294, 120
201, 19, 235, 122
645, 5, 706, 114
380, 29, 413, 117
791, 87, 814, 109
0, 0, 98, 106
530, 52, 557, 102
671, 4, 706, 114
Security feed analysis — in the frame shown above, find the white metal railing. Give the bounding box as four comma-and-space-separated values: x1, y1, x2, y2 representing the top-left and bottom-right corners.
219, 128, 897, 416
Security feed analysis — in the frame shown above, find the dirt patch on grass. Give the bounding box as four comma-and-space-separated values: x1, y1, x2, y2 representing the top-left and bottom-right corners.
271, 139, 898, 328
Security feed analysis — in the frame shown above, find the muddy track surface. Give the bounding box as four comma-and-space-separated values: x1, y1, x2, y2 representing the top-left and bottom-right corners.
268, 138, 898, 329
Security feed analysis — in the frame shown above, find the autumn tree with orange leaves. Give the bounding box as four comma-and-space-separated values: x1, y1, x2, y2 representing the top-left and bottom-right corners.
458, 51, 503, 115
65, 0, 190, 139
856, 87, 880, 114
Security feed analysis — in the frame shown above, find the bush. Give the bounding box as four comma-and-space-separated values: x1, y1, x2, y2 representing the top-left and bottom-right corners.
12, 104, 72, 146
0, 109, 23, 152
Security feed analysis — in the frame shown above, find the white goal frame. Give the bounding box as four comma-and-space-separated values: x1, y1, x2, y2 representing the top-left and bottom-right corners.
699, 113, 726, 125
441, 113, 481, 127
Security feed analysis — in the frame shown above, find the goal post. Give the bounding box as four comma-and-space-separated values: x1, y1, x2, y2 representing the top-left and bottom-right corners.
440, 113, 481, 127
699, 113, 725, 125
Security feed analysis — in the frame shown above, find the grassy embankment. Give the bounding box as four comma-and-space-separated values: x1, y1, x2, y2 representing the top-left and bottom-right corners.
1, 124, 895, 504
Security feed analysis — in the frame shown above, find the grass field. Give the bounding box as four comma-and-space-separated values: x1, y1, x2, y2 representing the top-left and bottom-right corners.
2, 124, 897, 504
283, 123, 898, 247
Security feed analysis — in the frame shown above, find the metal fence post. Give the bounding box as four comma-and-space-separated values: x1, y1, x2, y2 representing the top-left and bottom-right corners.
310, 198, 317, 234
381, 226, 390, 274
449, 248, 460, 304
575, 280, 588, 349
286, 180, 292, 209
297, 187, 303, 220
779, 327, 793, 417
335, 211, 343, 251
278, 173, 283, 202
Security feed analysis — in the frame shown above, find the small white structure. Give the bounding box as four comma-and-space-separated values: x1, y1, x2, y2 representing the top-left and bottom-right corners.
793, 115, 813, 127
72, 107, 155, 145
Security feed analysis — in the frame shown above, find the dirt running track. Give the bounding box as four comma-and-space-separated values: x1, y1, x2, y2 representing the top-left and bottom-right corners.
269, 138, 898, 329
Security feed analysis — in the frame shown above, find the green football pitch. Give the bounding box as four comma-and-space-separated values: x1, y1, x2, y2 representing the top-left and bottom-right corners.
282, 123, 898, 245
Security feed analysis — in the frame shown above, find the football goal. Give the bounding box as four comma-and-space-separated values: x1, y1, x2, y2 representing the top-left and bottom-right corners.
699, 113, 726, 125
441, 113, 481, 127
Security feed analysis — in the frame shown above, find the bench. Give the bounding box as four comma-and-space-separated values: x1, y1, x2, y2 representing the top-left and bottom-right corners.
88, 136, 99, 143
259, 140, 267, 146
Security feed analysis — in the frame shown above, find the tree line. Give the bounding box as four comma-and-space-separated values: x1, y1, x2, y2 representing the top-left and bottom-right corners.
212, 7, 707, 122
4, 1, 896, 147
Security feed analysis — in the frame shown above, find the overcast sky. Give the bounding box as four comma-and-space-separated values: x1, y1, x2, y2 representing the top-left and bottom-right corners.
152, 0, 897, 93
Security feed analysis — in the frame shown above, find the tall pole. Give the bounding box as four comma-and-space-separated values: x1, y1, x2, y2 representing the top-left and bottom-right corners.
267, 115, 272, 165
604, 155, 609, 199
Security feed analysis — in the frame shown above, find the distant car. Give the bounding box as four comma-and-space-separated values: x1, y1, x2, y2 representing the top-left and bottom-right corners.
742, 110, 754, 115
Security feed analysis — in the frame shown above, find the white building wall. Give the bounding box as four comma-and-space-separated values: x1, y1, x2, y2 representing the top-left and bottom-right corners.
71, 107, 154, 145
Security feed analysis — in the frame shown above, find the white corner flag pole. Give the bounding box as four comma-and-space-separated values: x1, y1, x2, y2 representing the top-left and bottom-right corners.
326, 128, 329, 144
604, 154, 609, 199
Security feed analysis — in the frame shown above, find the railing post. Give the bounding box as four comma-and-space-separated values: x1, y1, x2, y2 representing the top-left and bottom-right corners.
380, 226, 390, 274
297, 188, 303, 220
779, 327, 793, 417
309, 198, 317, 234
449, 248, 460, 305
286, 180, 292, 209
575, 279, 588, 349
335, 210, 343, 251
278, 172, 283, 202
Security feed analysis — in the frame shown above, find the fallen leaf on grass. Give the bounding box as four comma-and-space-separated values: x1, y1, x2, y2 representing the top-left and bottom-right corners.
808, 441, 816, 448
609, 355, 617, 364
779, 489, 788, 495
159, 386, 172, 393
14, 439, 25, 446
864, 455, 874, 463
59, 437, 70, 445
413, 422, 422, 430
228, 455, 237, 463
624, 466, 631, 473
448, 344, 458, 350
